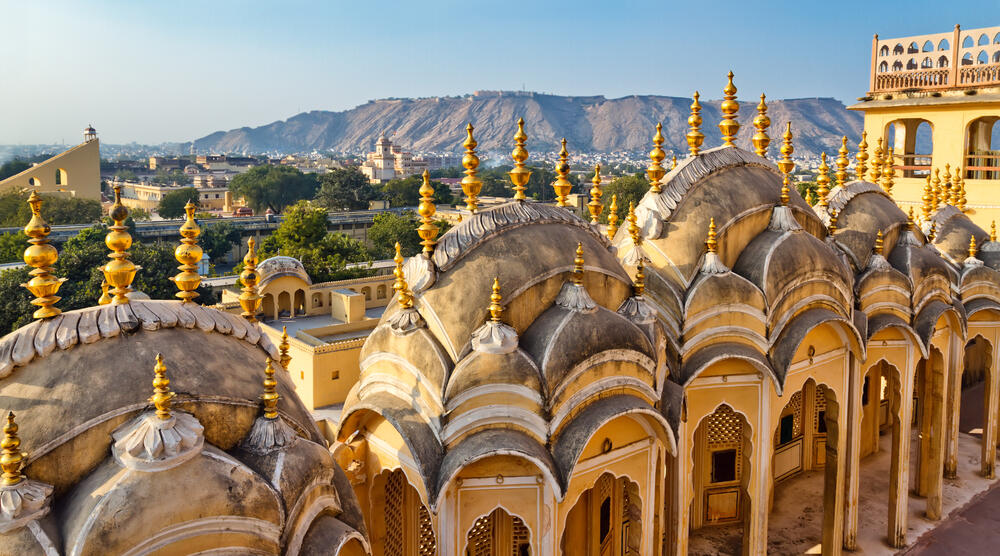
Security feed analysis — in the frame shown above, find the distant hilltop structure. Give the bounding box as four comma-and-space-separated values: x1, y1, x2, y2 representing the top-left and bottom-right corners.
359, 134, 460, 184
851, 23, 1000, 229
0, 125, 102, 200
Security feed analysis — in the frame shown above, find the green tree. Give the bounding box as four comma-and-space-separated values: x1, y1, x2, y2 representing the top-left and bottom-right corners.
368, 211, 453, 259
150, 169, 191, 186
380, 175, 454, 208
114, 169, 138, 182
314, 168, 378, 210
200, 221, 242, 261
157, 188, 200, 219
0, 160, 31, 181
228, 165, 319, 213
0, 231, 26, 263
129, 207, 152, 221
796, 181, 819, 205
0, 191, 102, 227
599, 175, 649, 224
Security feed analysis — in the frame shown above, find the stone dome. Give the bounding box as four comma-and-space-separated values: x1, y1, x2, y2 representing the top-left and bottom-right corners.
258, 255, 312, 288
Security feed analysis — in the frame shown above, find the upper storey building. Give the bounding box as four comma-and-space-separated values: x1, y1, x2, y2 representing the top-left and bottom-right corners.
851, 24, 1000, 229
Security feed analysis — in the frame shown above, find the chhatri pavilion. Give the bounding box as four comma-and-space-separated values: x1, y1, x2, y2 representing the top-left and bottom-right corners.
2, 71, 1000, 556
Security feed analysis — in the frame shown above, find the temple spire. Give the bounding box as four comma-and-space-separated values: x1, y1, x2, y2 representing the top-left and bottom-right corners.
856, 131, 869, 181
279, 326, 292, 371
1, 412, 24, 486
835, 136, 850, 188
718, 71, 740, 147
588, 164, 603, 224
150, 354, 175, 421
752, 93, 771, 158
21, 191, 65, 319
171, 200, 202, 302
393, 242, 414, 309
706, 218, 718, 254
261, 358, 280, 420
607, 194, 620, 241
687, 92, 704, 156
552, 138, 572, 206
239, 237, 261, 322
461, 124, 482, 213
571, 243, 585, 285
508, 118, 531, 201
816, 152, 831, 207
488, 277, 503, 323
103, 183, 138, 304
648, 123, 667, 193
417, 170, 439, 255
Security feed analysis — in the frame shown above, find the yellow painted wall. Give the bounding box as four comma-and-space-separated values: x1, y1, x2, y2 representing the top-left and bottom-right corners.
0, 139, 101, 200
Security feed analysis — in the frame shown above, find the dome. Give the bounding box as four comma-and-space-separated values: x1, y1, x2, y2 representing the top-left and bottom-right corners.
822, 181, 909, 271
929, 205, 989, 265
0, 300, 365, 554
258, 255, 312, 289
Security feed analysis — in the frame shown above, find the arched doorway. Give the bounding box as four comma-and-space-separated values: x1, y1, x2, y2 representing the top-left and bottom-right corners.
913, 346, 947, 519
278, 291, 291, 317
261, 293, 275, 321
962, 336, 993, 474
465, 507, 531, 556
294, 289, 306, 315
884, 119, 933, 178
562, 472, 642, 555
966, 117, 1000, 180
371, 469, 436, 556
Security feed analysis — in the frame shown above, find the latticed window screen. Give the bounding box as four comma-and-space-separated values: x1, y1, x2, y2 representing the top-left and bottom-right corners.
383, 470, 437, 556
510, 519, 530, 556
706, 405, 743, 480
789, 391, 803, 437
418, 505, 436, 556
384, 471, 405, 556
815, 384, 828, 430
465, 508, 530, 556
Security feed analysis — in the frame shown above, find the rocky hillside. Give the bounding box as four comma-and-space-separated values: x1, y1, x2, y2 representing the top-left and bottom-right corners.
190, 92, 863, 158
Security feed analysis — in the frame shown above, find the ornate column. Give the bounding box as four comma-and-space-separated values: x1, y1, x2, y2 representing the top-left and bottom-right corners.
944, 334, 963, 479
842, 354, 862, 550
983, 331, 1000, 478
821, 389, 847, 556
888, 351, 917, 547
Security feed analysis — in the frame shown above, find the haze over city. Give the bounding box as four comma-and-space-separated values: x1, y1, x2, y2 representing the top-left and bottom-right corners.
1, 0, 993, 145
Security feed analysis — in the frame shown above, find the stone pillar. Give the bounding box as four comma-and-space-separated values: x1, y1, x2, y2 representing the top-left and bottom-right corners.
888, 360, 916, 548
674, 422, 691, 556
924, 350, 947, 520
949, 25, 961, 87
983, 337, 1000, 479
803, 381, 817, 470
843, 355, 862, 550
870, 33, 880, 92
821, 390, 847, 556
746, 404, 771, 556
945, 336, 962, 479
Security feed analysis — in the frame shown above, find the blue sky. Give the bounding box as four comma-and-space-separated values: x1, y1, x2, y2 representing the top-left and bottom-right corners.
1, 0, 996, 144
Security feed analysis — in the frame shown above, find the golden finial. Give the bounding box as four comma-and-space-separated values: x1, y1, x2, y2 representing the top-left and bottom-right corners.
856, 131, 869, 181
907, 207, 916, 232
956, 172, 968, 212
552, 138, 572, 206
627, 202, 641, 246
103, 183, 137, 305
671, 155, 677, 169
943, 164, 954, 205
393, 242, 413, 309
171, 200, 202, 302
719, 71, 740, 147
686, 91, 704, 156
705, 218, 718, 254
647, 123, 666, 193
417, 170, 439, 254
805, 189, 816, 206
279, 326, 291, 371
587, 164, 603, 224
816, 152, 831, 207
991, 220, 997, 242
508, 118, 531, 201
780, 176, 791, 206
1, 412, 24, 486
828, 209, 839, 235
633, 257, 646, 296
921, 175, 934, 223
261, 357, 280, 420
931, 168, 942, 209
869, 137, 883, 183
488, 277, 503, 323
21, 191, 65, 319
98, 280, 112, 305
883, 147, 895, 196
752, 93, 771, 158
150, 354, 175, 421
777, 122, 795, 175
835, 136, 850, 188
607, 194, 619, 241
239, 237, 261, 322
571, 242, 585, 285
875, 229, 884, 256
969, 234, 978, 259
928, 221, 937, 242
461, 123, 482, 213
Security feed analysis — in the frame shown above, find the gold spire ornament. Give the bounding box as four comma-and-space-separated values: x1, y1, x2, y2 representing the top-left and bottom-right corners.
921, 175, 934, 223
992, 221, 997, 242
627, 202, 641, 246
417, 170, 439, 254
686, 92, 705, 156
607, 194, 620, 241
393, 242, 413, 309
828, 209, 839, 235
461, 124, 482, 213
21, 191, 65, 319
907, 207, 916, 231
103, 184, 138, 305
718, 71, 740, 147
875, 230, 884, 256
835, 136, 850, 188
98, 280, 112, 306
571, 242, 585, 285
552, 138, 573, 206
882, 148, 896, 196
488, 277, 503, 323
943, 164, 954, 205
150, 354, 175, 421
856, 132, 869, 181
671, 155, 678, 169
1, 412, 24, 486
969, 234, 978, 259
706, 218, 718, 254
261, 358, 280, 420
647, 123, 667, 193
931, 168, 942, 210
171, 200, 202, 302
777, 122, 795, 176
956, 173, 968, 212
869, 137, 883, 183
239, 237, 262, 321
508, 118, 532, 201
633, 257, 646, 296
752, 93, 771, 158
928, 221, 937, 242
279, 326, 292, 371
816, 152, 831, 207
587, 164, 603, 224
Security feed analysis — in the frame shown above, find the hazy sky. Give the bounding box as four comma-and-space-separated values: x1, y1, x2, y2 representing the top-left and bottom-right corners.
1, 0, 996, 145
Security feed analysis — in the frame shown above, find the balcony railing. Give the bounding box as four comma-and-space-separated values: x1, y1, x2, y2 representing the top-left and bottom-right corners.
966, 151, 1000, 180
869, 25, 1000, 93
890, 154, 933, 178
960, 63, 1000, 86
874, 68, 951, 92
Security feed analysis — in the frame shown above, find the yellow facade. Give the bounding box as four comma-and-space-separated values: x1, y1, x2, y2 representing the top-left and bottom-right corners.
0, 129, 101, 200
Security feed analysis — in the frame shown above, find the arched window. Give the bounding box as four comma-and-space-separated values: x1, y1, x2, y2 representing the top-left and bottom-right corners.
27, 177, 40, 187
963, 52, 974, 65
995, 51, 1000, 64
908, 42, 919, 53
921, 57, 933, 68
938, 55, 949, 68
879, 45, 889, 57
879, 61, 888, 73
376, 284, 387, 299
979, 33, 990, 46
361, 287, 371, 301
922, 40, 934, 52
963, 36, 974, 48
906, 58, 918, 70
893, 43, 904, 55
995, 32, 1000, 44
938, 39, 950, 51
892, 61, 903, 71
312, 292, 322, 308
979, 50, 989, 64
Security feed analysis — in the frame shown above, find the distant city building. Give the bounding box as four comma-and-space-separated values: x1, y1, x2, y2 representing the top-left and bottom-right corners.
116, 179, 240, 214
360, 135, 428, 184
0, 126, 102, 200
